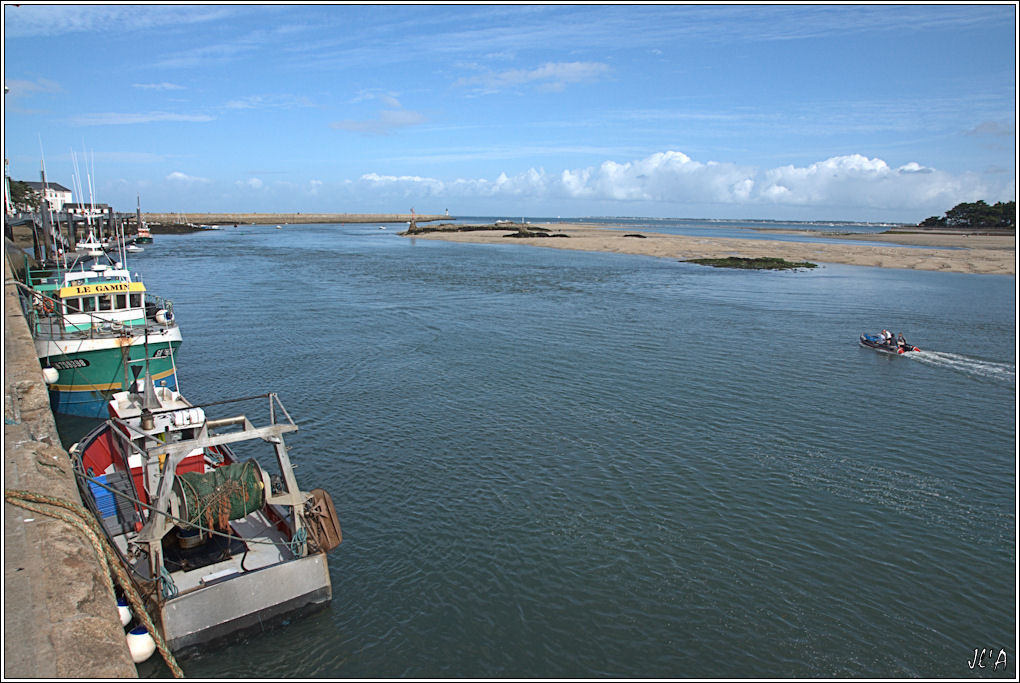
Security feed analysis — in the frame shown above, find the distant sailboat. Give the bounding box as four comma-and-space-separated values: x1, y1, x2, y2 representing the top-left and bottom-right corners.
134, 196, 153, 243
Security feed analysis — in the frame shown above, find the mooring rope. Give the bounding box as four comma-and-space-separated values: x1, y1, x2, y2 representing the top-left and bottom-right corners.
4, 489, 185, 678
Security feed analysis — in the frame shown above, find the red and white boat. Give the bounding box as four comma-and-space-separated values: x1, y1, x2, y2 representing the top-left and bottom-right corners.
69, 374, 341, 653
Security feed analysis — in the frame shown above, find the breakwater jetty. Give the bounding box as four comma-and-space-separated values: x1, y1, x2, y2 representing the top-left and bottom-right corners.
3, 256, 138, 678
143, 212, 449, 228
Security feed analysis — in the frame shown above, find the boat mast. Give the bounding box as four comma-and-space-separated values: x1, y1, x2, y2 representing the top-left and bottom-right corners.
70, 150, 94, 239
38, 160, 53, 264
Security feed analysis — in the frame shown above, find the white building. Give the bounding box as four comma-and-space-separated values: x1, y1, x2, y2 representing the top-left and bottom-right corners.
20, 180, 74, 212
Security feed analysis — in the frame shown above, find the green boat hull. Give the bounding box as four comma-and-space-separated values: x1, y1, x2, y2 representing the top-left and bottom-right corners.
41, 339, 182, 418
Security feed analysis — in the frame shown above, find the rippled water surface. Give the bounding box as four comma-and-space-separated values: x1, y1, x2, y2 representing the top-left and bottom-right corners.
68, 222, 1015, 678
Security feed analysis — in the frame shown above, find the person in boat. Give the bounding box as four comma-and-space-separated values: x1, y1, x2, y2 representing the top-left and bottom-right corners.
896, 333, 908, 350
880, 329, 893, 345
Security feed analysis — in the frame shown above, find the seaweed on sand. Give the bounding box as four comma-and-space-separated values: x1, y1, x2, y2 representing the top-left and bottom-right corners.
683, 256, 817, 270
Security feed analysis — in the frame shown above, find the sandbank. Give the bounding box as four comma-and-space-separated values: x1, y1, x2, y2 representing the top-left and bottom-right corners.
407, 223, 1015, 275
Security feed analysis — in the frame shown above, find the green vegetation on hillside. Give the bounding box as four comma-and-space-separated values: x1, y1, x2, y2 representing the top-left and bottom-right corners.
6, 180, 40, 211
918, 200, 1015, 229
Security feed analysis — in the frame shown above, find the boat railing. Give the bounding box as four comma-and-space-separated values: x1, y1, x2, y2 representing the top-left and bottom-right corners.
165, 392, 298, 434
112, 392, 298, 458
15, 279, 178, 341
25, 264, 61, 289
144, 293, 175, 320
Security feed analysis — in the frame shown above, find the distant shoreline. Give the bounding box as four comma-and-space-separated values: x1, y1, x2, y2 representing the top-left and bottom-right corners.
142, 212, 448, 226
6, 215, 1012, 274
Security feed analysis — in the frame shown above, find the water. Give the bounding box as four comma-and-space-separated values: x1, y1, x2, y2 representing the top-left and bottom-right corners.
59, 222, 1015, 678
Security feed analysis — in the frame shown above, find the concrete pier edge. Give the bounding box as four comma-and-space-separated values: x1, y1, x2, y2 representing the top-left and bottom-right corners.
4, 254, 139, 678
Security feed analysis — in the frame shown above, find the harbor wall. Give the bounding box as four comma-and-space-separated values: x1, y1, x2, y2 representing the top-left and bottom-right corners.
3, 257, 138, 678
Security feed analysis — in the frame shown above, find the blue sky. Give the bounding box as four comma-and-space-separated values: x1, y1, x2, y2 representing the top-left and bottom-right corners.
3, 3, 1016, 222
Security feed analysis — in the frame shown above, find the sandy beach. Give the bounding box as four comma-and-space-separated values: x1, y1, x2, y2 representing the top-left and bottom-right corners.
407, 223, 1016, 275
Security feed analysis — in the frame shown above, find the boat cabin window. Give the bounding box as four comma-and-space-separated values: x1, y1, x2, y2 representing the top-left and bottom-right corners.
115, 294, 127, 309
80, 296, 96, 313
64, 297, 80, 313
98, 294, 112, 311
130, 293, 142, 308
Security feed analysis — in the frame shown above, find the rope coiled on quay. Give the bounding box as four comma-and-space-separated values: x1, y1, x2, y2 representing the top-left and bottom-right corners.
4, 489, 185, 678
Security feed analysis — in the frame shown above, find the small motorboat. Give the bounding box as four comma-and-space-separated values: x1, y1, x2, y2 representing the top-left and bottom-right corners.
859, 333, 920, 354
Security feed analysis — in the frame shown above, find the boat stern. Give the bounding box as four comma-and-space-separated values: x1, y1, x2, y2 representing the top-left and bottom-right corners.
160, 552, 332, 652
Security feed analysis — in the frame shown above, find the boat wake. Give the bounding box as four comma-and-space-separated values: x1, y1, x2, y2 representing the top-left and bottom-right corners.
906, 350, 1015, 383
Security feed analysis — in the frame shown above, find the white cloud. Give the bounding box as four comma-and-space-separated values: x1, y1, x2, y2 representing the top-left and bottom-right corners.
331, 108, 426, 135
965, 120, 1014, 137
351, 90, 400, 105
4, 77, 62, 96
455, 61, 611, 93
358, 151, 1010, 216
361, 172, 445, 195
897, 162, 933, 175
151, 23, 301, 69
166, 171, 210, 183
70, 111, 214, 125
223, 94, 312, 110
237, 177, 264, 190
753, 155, 953, 208
132, 82, 185, 91
2, 5, 232, 38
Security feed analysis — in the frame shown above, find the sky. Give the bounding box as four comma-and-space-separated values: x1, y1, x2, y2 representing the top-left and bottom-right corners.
3, 2, 1016, 223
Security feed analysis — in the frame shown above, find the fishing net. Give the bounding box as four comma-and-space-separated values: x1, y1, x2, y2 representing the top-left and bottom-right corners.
175, 460, 264, 530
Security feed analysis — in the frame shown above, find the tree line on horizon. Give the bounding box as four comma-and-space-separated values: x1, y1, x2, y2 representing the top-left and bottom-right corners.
918, 200, 1015, 229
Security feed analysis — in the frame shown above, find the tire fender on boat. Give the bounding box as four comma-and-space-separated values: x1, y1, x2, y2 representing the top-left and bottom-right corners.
304, 488, 343, 553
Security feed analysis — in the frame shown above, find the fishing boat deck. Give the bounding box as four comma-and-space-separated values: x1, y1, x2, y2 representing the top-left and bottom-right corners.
113, 508, 296, 593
